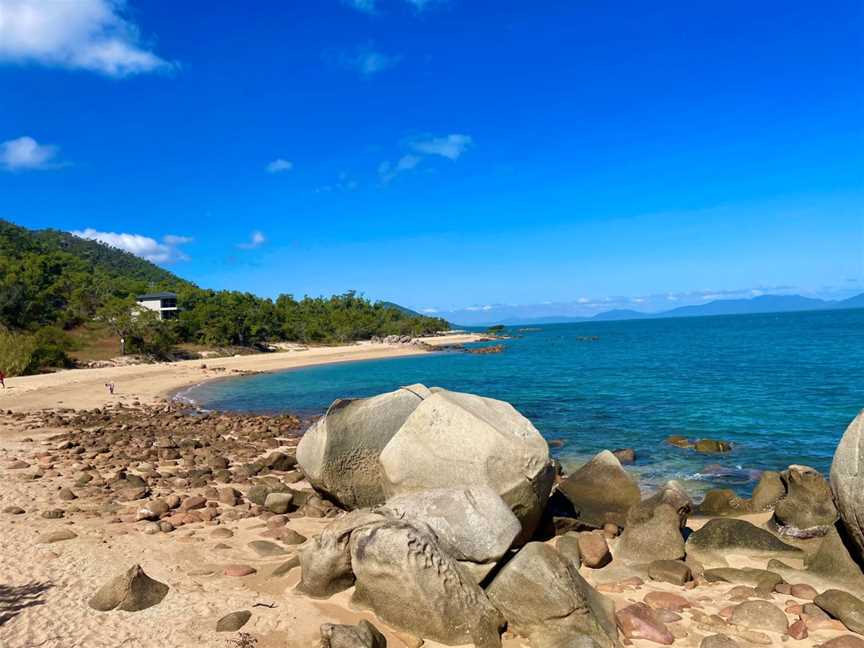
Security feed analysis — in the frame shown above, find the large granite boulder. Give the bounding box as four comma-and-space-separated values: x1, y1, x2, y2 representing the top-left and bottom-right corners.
379, 388, 554, 541
486, 542, 620, 648
686, 518, 803, 566
296, 509, 386, 598
773, 465, 838, 538
382, 486, 520, 581
832, 410, 864, 560
349, 519, 504, 647
815, 589, 864, 635
805, 526, 864, 588
638, 481, 693, 528
296, 384, 431, 508
696, 489, 749, 517
557, 451, 641, 528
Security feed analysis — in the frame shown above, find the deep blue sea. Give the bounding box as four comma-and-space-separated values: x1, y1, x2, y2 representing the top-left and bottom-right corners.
180, 309, 864, 498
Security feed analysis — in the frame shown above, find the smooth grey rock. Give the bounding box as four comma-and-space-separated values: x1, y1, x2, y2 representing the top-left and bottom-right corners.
648, 560, 692, 585
264, 491, 294, 514
88, 564, 169, 612
486, 542, 620, 648
349, 519, 504, 648
296, 509, 385, 598
297, 385, 430, 508
382, 486, 520, 565
805, 526, 864, 587
832, 411, 864, 561
701, 634, 741, 648
320, 619, 387, 648
380, 388, 554, 541
557, 450, 640, 528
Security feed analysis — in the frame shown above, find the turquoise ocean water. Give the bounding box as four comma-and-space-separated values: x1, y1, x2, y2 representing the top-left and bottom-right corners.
180, 309, 864, 498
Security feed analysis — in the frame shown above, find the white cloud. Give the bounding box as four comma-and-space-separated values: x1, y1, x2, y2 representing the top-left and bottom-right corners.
237, 230, 266, 249
405, 0, 441, 8
0, 135, 61, 170
0, 0, 175, 77
421, 307, 438, 313
72, 228, 190, 263
409, 134, 472, 160
378, 153, 422, 183
341, 44, 399, 76
266, 158, 293, 174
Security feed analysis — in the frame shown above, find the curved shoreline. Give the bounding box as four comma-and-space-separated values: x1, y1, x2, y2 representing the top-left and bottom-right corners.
0, 333, 485, 421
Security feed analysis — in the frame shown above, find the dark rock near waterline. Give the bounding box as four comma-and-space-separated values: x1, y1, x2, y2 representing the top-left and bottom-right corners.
694, 439, 731, 454
696, 489, 749, 517
749, 471, 784, 512
558, 450, 640, 528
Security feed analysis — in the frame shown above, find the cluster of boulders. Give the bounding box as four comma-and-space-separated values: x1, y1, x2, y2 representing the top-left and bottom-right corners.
370, 335, 415, 344
288, 387, 864, 647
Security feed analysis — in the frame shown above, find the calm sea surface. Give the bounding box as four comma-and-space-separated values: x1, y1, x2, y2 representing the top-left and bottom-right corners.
181, 309, 864, 498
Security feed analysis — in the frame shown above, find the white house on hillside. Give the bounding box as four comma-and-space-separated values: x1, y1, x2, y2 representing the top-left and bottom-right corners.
135, 292, 179, 320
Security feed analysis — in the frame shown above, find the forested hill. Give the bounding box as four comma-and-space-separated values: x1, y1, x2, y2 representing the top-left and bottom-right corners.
0, 219, 190, 329
0, 219, 449, 374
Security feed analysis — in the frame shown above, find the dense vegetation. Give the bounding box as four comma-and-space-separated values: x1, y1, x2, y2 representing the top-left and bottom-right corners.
0, 219, 449, 374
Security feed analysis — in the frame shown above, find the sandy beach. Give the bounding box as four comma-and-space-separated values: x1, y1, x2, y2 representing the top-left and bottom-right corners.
0, 333, 484, 418
0, 333, 861, 648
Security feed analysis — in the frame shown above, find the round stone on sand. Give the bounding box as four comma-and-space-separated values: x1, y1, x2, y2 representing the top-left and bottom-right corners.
223, 564, 257, 577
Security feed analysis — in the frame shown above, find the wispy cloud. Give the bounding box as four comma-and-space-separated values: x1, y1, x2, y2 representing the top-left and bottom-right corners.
409, 134, 472, 160
315, 171, 359, 193
378, 132, 472, 184
0, 136, 63, 171
72, 229, 191, 263
378, 154, 422, 183
237, 230, 266, 250
0, 0, 176, 77
266, 158, 293, 174
339, 44, 400, 77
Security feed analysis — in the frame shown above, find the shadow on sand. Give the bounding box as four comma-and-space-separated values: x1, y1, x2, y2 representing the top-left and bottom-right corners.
0, 581, 53, 626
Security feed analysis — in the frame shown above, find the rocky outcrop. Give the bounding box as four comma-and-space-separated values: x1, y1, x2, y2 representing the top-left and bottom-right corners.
773, 465, 838, 538
296, 509, 386, 598
320, 620, 387, 648
380, 388, 554, 541
749, 471, 784, 512
349, 519, 504, 648
805, 526, 864, 588
696, 489, 749, 517
617, 503, 686, 564
383, 486, 520, 580
88, 564, 169, 612
832, 410, 864, 561
685, 518, 803, 565
297, 385, 431, 509
486, 542, 620, 648
557, 451, 640, 528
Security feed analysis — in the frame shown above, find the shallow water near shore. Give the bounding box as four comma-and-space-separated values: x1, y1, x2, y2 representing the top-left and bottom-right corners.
183, 308, 864, 498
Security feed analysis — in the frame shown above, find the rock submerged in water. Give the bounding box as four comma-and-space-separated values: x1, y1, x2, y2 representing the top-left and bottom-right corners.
557, 450, 640, 528
832, 410, 864, 562
88, 564, 169, 612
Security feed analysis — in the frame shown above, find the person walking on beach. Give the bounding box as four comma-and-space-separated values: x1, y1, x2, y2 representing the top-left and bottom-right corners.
0, 370, 5, 389
105, 382, 114, 395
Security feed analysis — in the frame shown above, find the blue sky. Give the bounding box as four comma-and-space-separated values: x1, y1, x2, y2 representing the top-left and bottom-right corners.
1, 0, 862, 318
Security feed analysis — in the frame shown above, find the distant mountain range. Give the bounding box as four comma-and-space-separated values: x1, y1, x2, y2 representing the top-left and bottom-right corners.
451, 293, 864, 327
